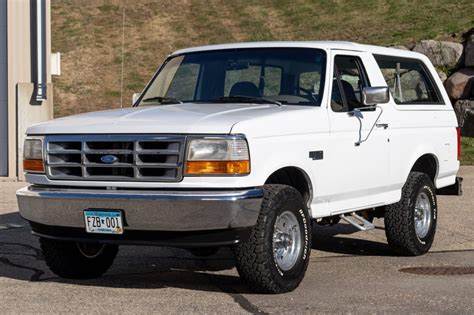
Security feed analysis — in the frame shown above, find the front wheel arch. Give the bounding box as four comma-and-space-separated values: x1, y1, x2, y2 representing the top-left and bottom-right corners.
264, 166, 313, 211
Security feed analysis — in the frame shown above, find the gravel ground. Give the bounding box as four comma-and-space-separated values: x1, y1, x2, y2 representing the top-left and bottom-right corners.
0, 167, 473, 314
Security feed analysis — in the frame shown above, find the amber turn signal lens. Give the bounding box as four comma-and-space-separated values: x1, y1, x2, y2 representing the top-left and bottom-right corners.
23, 159, 45, 173
185, 160, 250, 175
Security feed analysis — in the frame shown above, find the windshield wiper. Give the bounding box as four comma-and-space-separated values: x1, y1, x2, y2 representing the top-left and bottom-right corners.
211, 96, 282, 106
141, 96, 183, 104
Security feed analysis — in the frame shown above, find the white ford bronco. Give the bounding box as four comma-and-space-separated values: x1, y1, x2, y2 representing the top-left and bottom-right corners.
17, 41, 462, 293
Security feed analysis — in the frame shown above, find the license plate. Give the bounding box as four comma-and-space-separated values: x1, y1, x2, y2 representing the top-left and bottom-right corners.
84, 210, 124, 234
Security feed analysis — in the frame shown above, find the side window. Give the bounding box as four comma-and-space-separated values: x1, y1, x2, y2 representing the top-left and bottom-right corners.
224, 65, 281, 97
166, 63, 200, 101
374, 55, 442, 105
331, 55, 369, 112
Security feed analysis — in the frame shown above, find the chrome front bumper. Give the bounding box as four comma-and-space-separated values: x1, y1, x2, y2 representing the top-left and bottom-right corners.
17, 185, 263, 232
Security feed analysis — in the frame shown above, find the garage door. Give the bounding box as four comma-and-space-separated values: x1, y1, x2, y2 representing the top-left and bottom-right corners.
0, 0, 7, 176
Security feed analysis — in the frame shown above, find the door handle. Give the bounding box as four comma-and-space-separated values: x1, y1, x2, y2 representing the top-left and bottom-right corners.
376, 123, 389, 129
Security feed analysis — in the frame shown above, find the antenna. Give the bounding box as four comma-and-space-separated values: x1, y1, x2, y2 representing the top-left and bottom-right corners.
120, 9, 126, 109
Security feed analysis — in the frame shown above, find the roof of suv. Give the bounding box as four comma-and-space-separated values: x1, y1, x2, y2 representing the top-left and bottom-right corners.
171, 41, 426, 60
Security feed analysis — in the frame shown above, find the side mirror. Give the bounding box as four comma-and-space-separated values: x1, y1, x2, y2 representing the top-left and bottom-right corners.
362, 86, 390, 106
132, 93, 141, 105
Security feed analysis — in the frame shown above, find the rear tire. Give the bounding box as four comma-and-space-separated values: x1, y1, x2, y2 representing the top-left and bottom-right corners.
40, 238, 118, 279
233, 184, 311, 293
384, 172, 437, 256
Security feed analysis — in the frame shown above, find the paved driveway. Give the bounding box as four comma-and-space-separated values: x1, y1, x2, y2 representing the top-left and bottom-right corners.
0, 167, 473, 313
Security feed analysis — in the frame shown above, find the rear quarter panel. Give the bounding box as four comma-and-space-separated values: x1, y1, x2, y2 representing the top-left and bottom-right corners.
367, 51, 459, 190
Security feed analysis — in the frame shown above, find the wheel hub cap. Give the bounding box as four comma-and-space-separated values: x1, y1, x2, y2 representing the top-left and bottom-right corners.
272, 210, 302, 271
414, 192, 432, 239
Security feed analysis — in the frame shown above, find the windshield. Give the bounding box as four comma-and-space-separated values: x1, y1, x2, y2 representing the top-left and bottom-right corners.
137, 48, 326, 106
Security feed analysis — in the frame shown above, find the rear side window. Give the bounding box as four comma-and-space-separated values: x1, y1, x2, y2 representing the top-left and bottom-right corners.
374, 55, 443, 105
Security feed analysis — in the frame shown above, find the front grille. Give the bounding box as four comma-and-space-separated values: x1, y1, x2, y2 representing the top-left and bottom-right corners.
45, 135, 185, 182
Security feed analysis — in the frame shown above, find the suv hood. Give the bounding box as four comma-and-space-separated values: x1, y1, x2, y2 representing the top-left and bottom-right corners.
27, 103, 294, 135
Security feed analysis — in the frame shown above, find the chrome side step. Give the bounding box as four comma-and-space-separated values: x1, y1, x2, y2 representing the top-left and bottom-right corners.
339, 212, 375, 231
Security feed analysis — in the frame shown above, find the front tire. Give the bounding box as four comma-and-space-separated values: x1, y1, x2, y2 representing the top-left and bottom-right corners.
40, 238, 118, 279
234, 185, 311, 293
384, 172, 438, 256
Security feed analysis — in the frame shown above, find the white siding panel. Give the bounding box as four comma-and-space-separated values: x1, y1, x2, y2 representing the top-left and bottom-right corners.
0, 0, 7, 176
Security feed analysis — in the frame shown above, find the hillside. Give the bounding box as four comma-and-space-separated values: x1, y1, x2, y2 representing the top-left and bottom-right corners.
51, 0, 474, 117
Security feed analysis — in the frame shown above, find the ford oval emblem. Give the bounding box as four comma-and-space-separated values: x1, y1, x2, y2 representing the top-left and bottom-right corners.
100, 155, 119, 164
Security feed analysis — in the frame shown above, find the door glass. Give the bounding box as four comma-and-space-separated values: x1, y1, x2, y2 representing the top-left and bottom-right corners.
331, 56, 368, 112
331, 72, 345, 112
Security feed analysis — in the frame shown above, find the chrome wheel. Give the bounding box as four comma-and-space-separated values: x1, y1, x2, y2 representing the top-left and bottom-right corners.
273, 210, 302, 271
77, 243, 105, 259
414, 192, 432, 239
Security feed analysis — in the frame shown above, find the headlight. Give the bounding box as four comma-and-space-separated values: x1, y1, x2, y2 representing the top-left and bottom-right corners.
185, 137, 250, 175
23, 137, 45, 173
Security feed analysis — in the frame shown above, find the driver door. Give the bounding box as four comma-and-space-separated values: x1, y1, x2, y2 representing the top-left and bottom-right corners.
326, 51, 391, 214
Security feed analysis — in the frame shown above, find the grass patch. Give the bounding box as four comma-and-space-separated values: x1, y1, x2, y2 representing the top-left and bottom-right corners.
461, 137, 474, 165
126, 83, 143, 91
436, 64, 457, 78
104, 90, 121, 97
51, 0, 474, 117
113, 56, 122, 65
97, 4, 119, 13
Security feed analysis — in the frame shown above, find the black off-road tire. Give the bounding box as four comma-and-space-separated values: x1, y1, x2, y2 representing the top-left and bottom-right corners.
384, 172, 437, 256
233, 184, 312, 294
40, 238, 118, 279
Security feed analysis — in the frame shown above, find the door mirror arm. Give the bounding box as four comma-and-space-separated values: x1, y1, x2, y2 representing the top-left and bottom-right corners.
348, 106, 384, 146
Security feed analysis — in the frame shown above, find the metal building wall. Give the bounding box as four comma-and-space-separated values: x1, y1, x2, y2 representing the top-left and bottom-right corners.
0, 0, 7, 176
